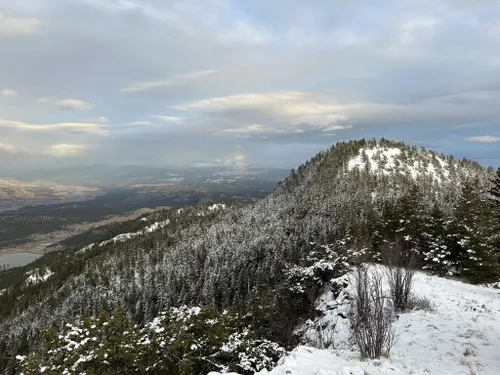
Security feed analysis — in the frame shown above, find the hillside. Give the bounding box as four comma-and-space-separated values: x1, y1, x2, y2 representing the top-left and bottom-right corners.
1, 139, 499, 374
207, 268, 500, 375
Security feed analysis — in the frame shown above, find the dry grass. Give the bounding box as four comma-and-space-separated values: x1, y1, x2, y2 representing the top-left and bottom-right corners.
407, 295, 434, 312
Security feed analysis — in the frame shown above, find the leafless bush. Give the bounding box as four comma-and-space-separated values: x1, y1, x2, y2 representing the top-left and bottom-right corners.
381, 239, 417, 312
348, 266, 395, 359
407, 295, 434, 312
313, 322, 337, 349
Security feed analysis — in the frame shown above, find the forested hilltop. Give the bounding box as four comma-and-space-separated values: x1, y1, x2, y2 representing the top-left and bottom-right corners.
2, 139, 500, 374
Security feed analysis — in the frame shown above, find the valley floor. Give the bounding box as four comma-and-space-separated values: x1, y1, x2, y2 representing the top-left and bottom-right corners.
211, 269, 500, 375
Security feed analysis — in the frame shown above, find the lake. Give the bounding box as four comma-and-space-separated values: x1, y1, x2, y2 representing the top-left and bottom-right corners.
0, 252, 41, 269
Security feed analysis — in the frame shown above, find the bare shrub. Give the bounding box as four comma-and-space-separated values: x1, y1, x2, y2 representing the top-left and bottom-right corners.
407, 295, 434, 312
348, 266, 395, 359
313, 322, 337, 349
381, 239, 417, 312
459, 357, 479, 375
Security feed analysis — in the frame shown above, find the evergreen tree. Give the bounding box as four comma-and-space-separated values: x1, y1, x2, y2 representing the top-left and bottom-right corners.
449, 178, 500, 282
487, 168, 500, 258
422, 202, 450, 275
396, 183, 428, 253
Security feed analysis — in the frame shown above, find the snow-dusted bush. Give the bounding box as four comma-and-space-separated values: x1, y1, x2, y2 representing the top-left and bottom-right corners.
16, 306, 285, 375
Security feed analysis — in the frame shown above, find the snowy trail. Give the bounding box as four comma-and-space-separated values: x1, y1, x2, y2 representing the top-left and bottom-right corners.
211, 269, 500, 375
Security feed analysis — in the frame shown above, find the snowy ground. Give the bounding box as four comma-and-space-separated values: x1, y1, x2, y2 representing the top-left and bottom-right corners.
347, 146, 451, 183
210, 267, 500, 375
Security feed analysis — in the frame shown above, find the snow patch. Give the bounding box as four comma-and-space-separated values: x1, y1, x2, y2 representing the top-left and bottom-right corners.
208, 203, 226, 211
348, 146, 451, 183
25, 268, 54, 286
77, 219, 170, 253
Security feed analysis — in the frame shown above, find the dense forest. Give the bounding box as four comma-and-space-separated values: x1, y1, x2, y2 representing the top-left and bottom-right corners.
1, 139, 499, 374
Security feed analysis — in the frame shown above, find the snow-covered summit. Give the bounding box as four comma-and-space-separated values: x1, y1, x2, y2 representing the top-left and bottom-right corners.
348, 145, 453, 183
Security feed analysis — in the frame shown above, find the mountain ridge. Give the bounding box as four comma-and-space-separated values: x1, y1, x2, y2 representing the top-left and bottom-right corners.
0, 138, 499, 374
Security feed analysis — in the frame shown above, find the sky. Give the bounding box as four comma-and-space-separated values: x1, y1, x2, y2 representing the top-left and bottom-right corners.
1, 0, 500, 173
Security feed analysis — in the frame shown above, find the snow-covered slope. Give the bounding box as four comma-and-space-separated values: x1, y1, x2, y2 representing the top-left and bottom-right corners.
211, 268, 500, 375
77, 204, 228, 254
348, 146, 453, 183
77, 219, 170, 253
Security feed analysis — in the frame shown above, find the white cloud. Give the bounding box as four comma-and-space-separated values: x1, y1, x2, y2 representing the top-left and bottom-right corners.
0, 13, 40, 36
55, 99, 92, 111
177, 91, 351, 133
175, 92, 347, 123
0, 119, 109, 135
221, 124, 267, 134
85, 116, 109, 123
153, 115, 184, 122
122, 70, 218, 92
465, 135, 500, 143
129, 121, 155, 126
0, 141, 17, 153
218, 123, 350, 136
44, 144, 90, 157
176, 89, 500, 136
36, 97, 52, 104
1, 89, 19, 97
37, 97, 92, 111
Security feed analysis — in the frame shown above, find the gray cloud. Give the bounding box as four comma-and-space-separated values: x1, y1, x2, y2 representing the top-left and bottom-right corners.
37, 97, 92, 111
0, 0, 499, 170
43, 143, 91, 157
122, 70, 219, 92
0, 141, 17, 153
1, 88, 19, 97
0, 119, 108, 135
466, 135, 500, 143
55, 99, 92, 111
0, 12, 40, 36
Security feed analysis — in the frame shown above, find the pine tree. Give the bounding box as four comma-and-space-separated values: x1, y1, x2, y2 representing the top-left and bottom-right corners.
487, 168, 500, 258
396, 183, 428, 253
422, 202, 450, 275
449, 178, 500, 282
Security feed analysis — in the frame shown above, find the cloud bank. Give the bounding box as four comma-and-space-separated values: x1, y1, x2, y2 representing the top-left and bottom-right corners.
0, 0, 499, 169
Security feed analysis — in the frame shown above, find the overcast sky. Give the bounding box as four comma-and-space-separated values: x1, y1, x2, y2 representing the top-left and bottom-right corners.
1, 0, 499, 172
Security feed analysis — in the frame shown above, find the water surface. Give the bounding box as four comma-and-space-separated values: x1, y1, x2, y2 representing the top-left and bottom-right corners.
0, 252, 41, 268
